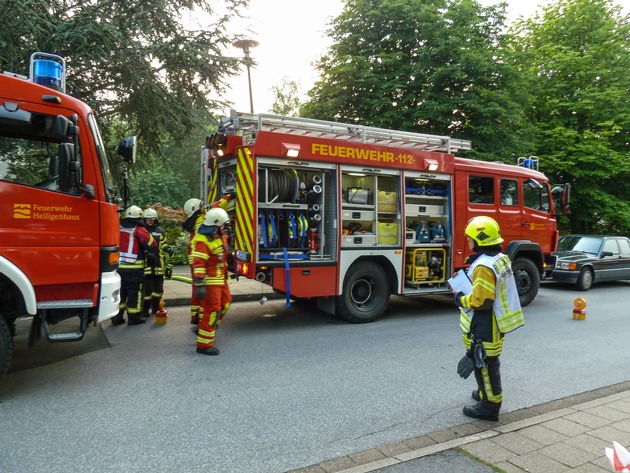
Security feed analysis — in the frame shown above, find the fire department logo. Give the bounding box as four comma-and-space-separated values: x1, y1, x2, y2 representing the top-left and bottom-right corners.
13, 204, 31, 219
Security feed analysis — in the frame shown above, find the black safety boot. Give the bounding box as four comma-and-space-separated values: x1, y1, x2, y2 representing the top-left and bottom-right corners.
111, 310, 126, 326
463, 401, 501, 421
141, 304, 150, 318
196, 346, 220, 356
127, 317, 146, 326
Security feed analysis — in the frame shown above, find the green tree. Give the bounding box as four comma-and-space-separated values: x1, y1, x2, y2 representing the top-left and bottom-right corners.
128, 163, 191, 210
0, 0, 247, 160
301, 0, 534, 161
513, 0, 630, 234
270, 78, 302, 116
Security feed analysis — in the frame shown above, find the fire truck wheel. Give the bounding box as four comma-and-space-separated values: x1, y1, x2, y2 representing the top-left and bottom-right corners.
336, 261, 390, 323
511, 257, 539, 307
0, 316, 12, 382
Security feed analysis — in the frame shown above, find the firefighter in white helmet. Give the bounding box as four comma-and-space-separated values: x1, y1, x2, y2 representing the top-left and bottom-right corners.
452, 216, 524, 421
141, 207, 170, 318
190, 207, 232, 355
112, 205, 157, 326
182, 198, 206, 325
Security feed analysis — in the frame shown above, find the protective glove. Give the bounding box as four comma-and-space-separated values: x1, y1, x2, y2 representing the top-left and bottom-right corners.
146, 252, 158, 267
457, 353, 475, 379
164, 264, 173, 280
453, 291, 465, 307
193, 278, 206, 299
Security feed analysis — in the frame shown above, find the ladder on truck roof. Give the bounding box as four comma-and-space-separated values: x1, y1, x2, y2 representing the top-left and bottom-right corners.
228, 110, 472, 154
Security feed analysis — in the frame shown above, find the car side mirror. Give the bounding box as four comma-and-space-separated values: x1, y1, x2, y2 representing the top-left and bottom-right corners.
601, 251, 613, 258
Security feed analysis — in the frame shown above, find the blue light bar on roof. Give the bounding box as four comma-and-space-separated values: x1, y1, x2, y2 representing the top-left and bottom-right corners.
29, 52, 66, 93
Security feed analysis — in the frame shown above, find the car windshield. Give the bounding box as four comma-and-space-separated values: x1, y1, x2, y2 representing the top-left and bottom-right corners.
557, 236, 602, 255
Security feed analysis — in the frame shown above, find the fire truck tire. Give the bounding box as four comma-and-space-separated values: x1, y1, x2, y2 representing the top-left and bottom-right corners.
512, 257, 539, 307
336, 261, 390, 323
0, 316, 12, 381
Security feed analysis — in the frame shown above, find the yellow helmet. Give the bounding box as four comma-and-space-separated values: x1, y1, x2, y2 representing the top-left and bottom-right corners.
465, 216, 503, 246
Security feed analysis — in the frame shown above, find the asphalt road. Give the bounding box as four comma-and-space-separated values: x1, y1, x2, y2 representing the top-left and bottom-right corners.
1, 281, 629, 473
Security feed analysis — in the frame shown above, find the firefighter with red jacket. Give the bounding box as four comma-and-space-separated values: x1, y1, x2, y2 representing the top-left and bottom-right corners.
190, 207, 232, 355
452, 216, 524, 421
182, 198, 206, 325
112, 205, 157, 326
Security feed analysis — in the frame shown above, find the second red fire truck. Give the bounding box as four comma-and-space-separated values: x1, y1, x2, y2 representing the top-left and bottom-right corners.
203, 111, 569, 323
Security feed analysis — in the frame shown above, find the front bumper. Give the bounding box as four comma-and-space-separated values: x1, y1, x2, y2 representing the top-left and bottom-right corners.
98, 270, 121, 323
550, 269, 580, 284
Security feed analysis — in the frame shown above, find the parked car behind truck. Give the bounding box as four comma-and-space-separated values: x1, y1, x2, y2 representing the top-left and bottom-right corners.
545, 235, 630, 290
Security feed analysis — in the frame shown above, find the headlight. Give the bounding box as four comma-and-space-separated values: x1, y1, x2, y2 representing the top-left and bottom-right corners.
557, 262, 577, 270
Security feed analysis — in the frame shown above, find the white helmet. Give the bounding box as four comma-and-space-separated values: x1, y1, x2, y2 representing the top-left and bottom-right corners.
184, 198, 203, 217
203, 208, 230, 227
143, 208, 158, 219
124, 205, 143, 219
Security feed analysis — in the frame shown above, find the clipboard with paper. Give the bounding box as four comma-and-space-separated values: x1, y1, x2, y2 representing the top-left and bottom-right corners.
448, 269, 472, 294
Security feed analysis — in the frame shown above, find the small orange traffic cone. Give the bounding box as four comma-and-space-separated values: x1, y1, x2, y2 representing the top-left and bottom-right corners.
155, 298, 168, 324
572, 297, 586, 320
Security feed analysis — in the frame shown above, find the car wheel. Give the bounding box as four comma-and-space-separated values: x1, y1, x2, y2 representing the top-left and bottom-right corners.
576, 268, 593, 291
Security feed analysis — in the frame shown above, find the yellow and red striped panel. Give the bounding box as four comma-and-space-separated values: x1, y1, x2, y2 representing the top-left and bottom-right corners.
234, 147, 255, 258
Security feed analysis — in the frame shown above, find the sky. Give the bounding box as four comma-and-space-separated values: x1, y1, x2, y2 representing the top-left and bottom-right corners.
222, 0, 630, 114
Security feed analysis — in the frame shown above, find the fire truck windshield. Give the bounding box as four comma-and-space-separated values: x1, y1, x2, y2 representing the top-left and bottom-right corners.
88, 113, 116, 202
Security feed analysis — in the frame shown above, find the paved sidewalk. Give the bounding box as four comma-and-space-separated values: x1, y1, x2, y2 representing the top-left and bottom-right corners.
164, 269, 626, 473
288, 382, 630, 473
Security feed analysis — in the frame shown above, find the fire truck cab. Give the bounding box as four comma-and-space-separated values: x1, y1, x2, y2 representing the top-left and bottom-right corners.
0, 53, 135, 379
204, 111, 568, 323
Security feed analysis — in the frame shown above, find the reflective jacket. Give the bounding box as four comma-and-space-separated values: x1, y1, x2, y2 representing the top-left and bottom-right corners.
459, 253, 524, 335
190, 232, 228, 286
144, 224, 166, 276
119, 219, 155, 270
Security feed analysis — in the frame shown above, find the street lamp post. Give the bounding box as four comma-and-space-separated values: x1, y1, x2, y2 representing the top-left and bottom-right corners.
233, 39, 259, 113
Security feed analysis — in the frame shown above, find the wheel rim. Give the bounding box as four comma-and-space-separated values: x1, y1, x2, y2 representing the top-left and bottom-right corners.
514, 269, 532, 296
582, 271, 592, 288
349, 276, 374, 310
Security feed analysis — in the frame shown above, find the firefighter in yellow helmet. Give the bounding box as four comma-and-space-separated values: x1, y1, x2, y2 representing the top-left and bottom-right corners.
190, 208, 232, 355
182, 198, 206, 325
452, 216, 524, 421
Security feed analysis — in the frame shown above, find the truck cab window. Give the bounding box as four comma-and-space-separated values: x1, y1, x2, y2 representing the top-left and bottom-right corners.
523, 181, 551, 212
500, 179, 518, 206
0, 125, 80, 194
468, 176, 494, 204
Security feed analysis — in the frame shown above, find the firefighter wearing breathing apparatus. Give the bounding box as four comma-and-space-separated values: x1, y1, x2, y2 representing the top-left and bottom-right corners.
112, 205, 157, 326
142, 208, 172, 318
452, 216, 524, 421
190, 207, 232, 356
182, 198, 206, 325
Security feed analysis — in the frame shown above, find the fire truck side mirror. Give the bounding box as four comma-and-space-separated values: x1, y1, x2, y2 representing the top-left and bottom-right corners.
49, 115, 70, 140
117, 135, 137, 164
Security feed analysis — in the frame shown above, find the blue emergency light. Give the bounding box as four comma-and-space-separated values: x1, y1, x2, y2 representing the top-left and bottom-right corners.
29, 52, 66, 93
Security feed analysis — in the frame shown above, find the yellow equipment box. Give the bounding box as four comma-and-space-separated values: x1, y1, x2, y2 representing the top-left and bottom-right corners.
377, 191, 398, 213
377, 222, 399, 245
405, 247, 446, 284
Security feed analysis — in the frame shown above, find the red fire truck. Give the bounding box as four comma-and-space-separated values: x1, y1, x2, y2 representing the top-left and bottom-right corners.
0, 53, 135, 379
203, 111, 569, 323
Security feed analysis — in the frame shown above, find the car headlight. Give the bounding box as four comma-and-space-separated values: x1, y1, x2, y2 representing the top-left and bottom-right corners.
557, 262, 577, 270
